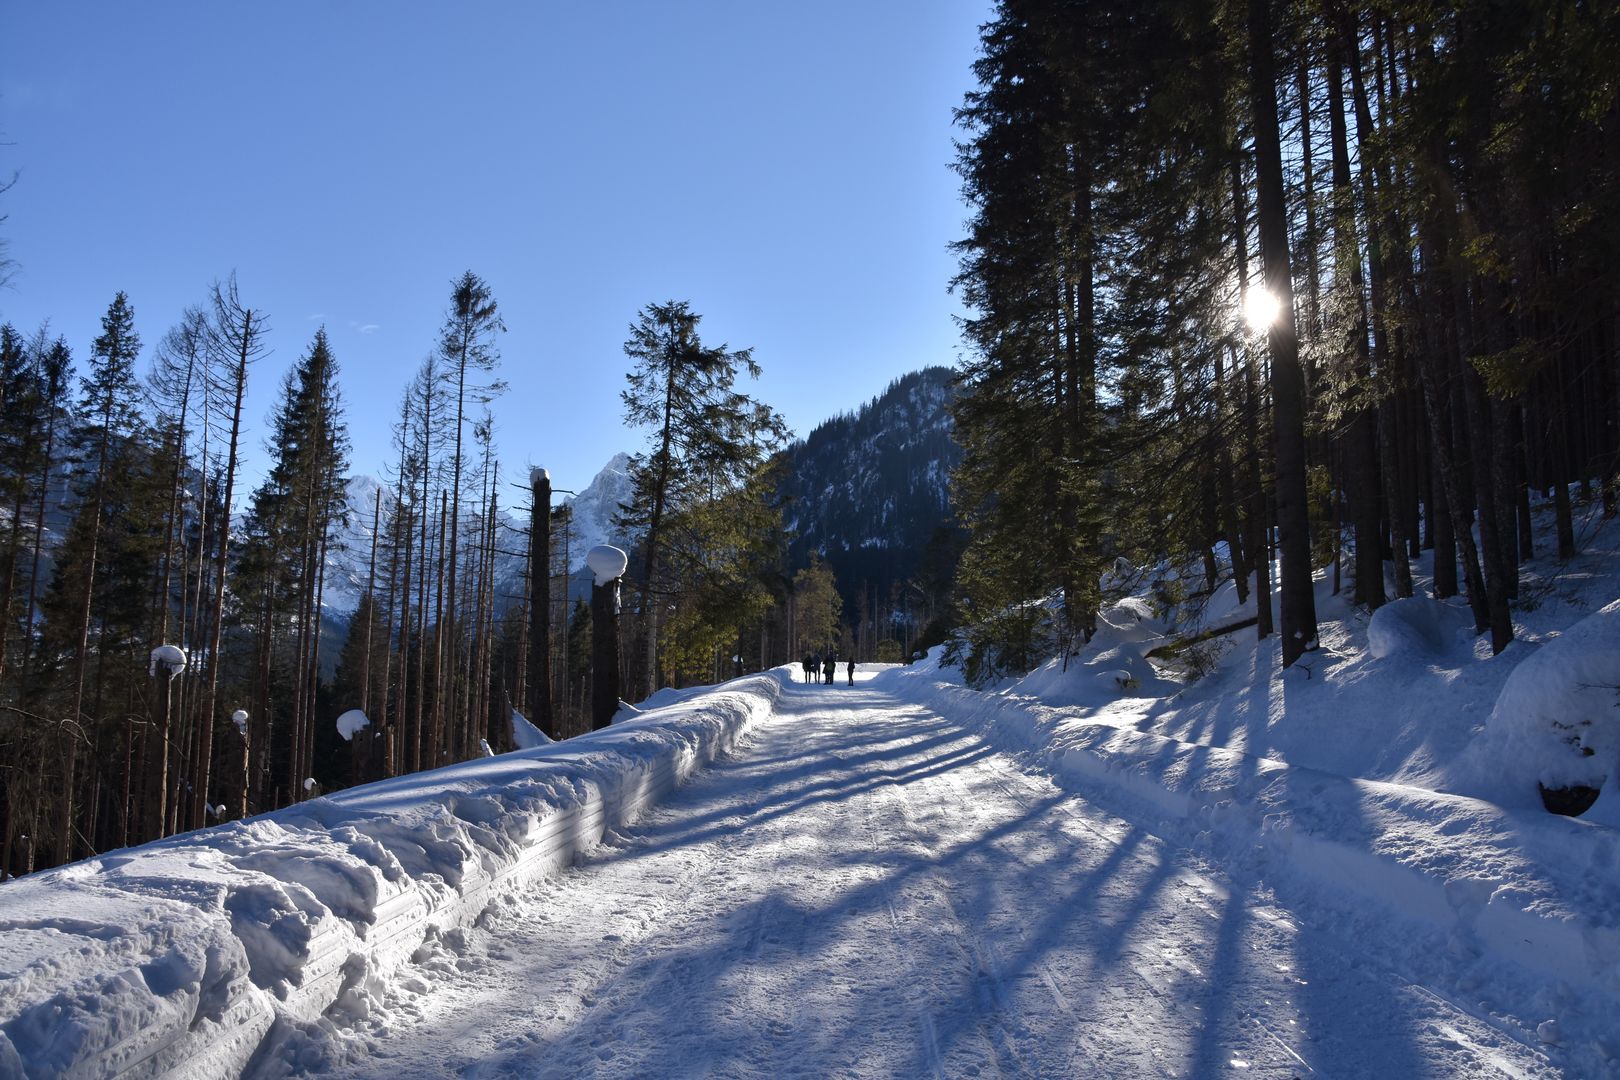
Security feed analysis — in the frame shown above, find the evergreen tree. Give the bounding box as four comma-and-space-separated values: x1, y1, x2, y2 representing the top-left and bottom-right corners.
792, 556, 842, 660
949, 0, 1620, 684
617, 300, 788, 694
239, 327, 348, 809
47, 292, 143, 863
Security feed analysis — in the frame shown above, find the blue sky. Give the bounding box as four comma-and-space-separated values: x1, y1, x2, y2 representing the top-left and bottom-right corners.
0, 1, 988, 498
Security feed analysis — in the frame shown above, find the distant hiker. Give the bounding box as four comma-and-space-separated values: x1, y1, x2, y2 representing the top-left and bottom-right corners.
846, 659, 855, 685
801, 655, 814, 683
823, 655, 836, 684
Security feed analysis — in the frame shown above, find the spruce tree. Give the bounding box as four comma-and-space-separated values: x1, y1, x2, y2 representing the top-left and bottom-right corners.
239, 327, 348, 808
617, 300, 787, 695
46, 292, 142, 864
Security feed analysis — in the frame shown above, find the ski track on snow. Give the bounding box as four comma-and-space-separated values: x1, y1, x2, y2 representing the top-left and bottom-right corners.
274, 680, 1561, 1079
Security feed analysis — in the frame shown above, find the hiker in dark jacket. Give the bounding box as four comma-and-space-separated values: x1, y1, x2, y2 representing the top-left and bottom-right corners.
847, 658, 855, 685
823, 655, 836, 684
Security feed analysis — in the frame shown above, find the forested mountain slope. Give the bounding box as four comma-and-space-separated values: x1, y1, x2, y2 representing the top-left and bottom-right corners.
778, 366, 964, 624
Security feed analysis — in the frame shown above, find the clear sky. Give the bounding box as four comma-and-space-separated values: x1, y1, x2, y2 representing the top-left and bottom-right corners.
0, 1, 988, 499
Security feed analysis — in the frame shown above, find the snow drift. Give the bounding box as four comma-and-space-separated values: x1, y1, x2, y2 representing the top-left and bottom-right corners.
1476, 598, 1620, 799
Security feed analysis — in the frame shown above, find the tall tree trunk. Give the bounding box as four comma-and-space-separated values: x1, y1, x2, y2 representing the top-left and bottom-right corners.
429, 491, 448, 766
528, 469, 553, 738
195, 312, 253, 830
1330, 37, 1387, 614
638, 360, 680, 700
1249, 0, 1318, 666
1231, 150, 1271, 636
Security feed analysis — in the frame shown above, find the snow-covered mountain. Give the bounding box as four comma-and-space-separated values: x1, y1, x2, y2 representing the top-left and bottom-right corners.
778, 365, 963, 609
559, 451, 634, 564
319, 474, 392, 623
322, 455, 637, 622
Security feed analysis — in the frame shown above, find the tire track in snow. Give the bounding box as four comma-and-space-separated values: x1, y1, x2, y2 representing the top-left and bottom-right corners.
857, 786, 947, 1080
872, 775, 1041, 1079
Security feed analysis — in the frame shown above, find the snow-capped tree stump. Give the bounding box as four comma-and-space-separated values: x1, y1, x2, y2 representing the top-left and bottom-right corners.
149, 646, 188, 838
587, 545, 628, 731
232, 710, 250, 819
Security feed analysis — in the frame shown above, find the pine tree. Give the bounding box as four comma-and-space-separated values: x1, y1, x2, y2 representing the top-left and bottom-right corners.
617, 300, 788, 695
791, 556, 842, 661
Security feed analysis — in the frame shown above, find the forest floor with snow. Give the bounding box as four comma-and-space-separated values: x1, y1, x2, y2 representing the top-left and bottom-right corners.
2, 499, 1618, 1078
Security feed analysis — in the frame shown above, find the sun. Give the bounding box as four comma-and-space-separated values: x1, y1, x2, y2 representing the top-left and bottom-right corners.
1243, 287, 1282, 333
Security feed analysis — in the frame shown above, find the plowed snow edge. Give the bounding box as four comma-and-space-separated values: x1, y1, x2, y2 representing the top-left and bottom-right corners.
0, 673, 784, 1080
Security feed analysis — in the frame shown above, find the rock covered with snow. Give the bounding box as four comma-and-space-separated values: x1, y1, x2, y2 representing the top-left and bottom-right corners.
1482, 598, 1620, 796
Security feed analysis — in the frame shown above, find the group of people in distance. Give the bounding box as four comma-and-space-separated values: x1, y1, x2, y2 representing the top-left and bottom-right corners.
801, 653, 855, 685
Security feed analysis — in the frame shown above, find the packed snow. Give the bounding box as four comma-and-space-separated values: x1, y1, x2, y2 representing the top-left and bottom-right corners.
250, 676, 1564, 1078
2, 498, 1617, 1078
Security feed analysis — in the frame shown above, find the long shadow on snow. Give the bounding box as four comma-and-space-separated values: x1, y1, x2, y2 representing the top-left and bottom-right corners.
601, 697, 999, 868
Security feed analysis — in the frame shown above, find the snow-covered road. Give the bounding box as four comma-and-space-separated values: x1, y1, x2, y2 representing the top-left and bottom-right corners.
287, 678, 1558, 1079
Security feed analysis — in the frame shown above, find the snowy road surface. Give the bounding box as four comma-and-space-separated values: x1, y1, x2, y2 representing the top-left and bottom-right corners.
286, 678, 1559, 1079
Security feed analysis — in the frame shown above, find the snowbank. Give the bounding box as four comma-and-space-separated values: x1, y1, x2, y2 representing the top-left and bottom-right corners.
0, 672, 784, 1079
1475, 599, 1620, 800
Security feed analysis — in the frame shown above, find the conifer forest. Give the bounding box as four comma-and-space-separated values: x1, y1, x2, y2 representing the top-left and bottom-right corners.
949, 0, 1618, 680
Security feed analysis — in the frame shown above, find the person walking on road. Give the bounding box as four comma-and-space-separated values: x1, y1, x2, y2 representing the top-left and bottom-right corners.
847, 658, 855, 685
823, 655, 836, 685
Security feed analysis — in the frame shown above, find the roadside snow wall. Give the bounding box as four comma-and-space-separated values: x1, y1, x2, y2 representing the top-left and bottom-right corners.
0, 672, 784, 1080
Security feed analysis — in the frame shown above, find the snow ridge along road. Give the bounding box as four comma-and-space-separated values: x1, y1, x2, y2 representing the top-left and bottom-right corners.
0, 675, 781, 1080
285, 673, 1558, 1079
